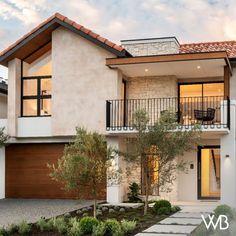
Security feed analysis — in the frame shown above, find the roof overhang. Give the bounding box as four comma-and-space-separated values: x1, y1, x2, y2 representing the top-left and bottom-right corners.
0, 13, 131, 67
106, 51, 232, 78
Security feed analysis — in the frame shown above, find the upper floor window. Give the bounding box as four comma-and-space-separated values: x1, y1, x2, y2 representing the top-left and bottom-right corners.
21, 49, 52, 117
22, 76, 52, 116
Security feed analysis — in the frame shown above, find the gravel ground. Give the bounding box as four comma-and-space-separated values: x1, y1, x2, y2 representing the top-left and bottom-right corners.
0, 199, 94, 228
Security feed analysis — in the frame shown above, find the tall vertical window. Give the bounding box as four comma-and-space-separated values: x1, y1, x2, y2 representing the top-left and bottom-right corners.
21, 76, 52, 116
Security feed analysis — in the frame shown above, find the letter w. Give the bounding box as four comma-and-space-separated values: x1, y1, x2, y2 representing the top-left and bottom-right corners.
201, 215, 220, 230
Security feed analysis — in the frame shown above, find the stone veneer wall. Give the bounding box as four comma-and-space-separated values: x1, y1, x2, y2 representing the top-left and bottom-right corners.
122, 38, 179, 56
126, 76, 178, 99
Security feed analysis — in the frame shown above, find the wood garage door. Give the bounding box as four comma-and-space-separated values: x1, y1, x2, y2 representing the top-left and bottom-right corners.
6, 143, 106, 199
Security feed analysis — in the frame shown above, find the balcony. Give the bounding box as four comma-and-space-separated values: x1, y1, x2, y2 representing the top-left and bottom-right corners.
106, 96, 230, 133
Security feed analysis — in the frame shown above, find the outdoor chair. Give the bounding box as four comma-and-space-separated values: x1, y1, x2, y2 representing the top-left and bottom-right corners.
194, 108, 216, 123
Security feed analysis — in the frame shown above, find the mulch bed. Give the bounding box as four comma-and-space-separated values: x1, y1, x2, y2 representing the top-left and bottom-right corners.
8, 205, 168, 235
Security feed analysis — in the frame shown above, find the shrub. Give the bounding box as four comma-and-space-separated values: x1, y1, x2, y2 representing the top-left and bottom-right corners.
104, 219, 123, 236
153, 200, 171, 214
92, 222, 106, 236
36, 218, 53, 232
53, 217, 68, 234
18, 220, 31, 235
127, 182, 142, 203
109, 208, 115, 214
79, 216, 99, 234
191, 223, 209, 236
68, 217, 78, 227
47, 218, 55, 229
0, 227, 7, 236
68, 220, 83, 236
121, 219, 136, 233
7, 223, 18, 234
171, 206, 181, 213
156, 207, 170, 215
214, 204, 234, 220
96, 210, 103, 217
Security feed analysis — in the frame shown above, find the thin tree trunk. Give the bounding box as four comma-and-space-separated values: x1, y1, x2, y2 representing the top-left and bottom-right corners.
93, 198, 97, 218
144, 156, 149, 215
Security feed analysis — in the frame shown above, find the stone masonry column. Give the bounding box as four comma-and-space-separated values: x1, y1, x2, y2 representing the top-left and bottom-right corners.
106, 136, 124, 203
220, 100, 236, 208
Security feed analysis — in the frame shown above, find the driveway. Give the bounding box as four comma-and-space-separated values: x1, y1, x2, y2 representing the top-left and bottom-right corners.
0, 199, 95, 228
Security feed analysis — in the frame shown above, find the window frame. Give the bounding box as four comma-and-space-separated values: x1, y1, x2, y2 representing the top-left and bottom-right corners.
21, 75, 52, 117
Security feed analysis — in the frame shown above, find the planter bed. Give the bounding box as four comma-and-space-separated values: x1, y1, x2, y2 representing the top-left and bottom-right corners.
1, 204, 179, 236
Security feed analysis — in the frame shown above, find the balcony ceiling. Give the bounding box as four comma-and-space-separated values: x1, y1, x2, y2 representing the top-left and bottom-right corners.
106, 52, 229, 78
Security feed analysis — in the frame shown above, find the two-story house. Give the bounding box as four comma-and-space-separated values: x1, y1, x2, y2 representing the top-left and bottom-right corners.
0, 13, 236, 207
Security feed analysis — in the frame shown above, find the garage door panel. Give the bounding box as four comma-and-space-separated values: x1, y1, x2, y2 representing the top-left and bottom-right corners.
6, 143, 106, 199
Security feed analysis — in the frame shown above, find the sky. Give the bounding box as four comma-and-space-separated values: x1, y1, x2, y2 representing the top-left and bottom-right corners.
1, 0, 236, 79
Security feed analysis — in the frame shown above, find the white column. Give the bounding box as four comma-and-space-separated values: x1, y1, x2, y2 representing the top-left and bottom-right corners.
220, 100, 236, 207
0, 147, 5, 199
106, 136, 124, 203
8, 58, 21, 137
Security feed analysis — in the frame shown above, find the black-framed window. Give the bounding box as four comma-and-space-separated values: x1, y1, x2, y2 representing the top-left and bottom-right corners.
178, 81, 224, 98
21, 76, 52, 117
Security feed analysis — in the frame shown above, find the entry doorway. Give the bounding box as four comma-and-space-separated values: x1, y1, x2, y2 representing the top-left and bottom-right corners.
197, 146, 221, 199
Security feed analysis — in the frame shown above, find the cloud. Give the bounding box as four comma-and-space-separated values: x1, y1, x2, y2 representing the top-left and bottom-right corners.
0, 0, 47, 26
1, 0, 236, 50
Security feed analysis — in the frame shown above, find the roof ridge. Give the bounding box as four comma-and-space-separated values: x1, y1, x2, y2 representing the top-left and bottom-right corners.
181, 40, 236, 46
0, 12, 127, 60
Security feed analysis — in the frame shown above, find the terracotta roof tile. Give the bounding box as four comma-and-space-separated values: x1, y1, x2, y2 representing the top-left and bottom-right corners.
80, 26, 91, 34
0, 12, 127, 59
88, 31, 99, 39
105, 40, 115, 48
64, 17, 75, 25
97, 36, 107, 43
180, 41, 236, 58
72, 22, 83, 30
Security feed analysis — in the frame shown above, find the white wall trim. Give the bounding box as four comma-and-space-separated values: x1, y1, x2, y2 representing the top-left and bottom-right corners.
17, 117, 52, 137
0, 147, 5, 199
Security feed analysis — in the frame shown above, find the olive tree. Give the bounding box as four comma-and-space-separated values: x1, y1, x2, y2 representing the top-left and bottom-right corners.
124, 110, 200, 215
49, 127, 114, 217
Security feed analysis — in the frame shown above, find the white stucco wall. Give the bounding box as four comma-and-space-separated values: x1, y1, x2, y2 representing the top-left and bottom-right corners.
0, 147, 5, 199
106, 136, 125, 203
220, 100, 236, 208
52, 27, 121, 136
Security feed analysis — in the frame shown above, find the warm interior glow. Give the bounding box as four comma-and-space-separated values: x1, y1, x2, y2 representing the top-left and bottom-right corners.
201, 148, 220, 198
23, 100, 37, 116
180, 83, 224, 98
201, 149, 210, 197
23, 79, 37, 96
23, 51, 52, 77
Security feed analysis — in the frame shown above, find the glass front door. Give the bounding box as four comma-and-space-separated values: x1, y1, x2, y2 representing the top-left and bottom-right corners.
198, 146, 221, 199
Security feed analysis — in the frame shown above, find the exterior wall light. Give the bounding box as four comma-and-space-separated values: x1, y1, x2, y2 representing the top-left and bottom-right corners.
225, 154, 230, 158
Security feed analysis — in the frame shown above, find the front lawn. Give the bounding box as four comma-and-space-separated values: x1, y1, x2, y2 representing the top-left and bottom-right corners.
0, 203, 180, 236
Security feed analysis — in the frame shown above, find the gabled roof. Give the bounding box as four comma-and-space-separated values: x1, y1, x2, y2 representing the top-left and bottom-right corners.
180, 41, 236, 58
0, 13, 131, 66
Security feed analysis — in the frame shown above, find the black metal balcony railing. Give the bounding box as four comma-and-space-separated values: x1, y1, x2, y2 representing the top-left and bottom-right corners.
106, 96, 230, 131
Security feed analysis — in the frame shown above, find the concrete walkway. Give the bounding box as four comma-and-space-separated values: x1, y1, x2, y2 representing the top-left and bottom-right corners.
0, 199, 94, 228
136, 201, 219, 236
